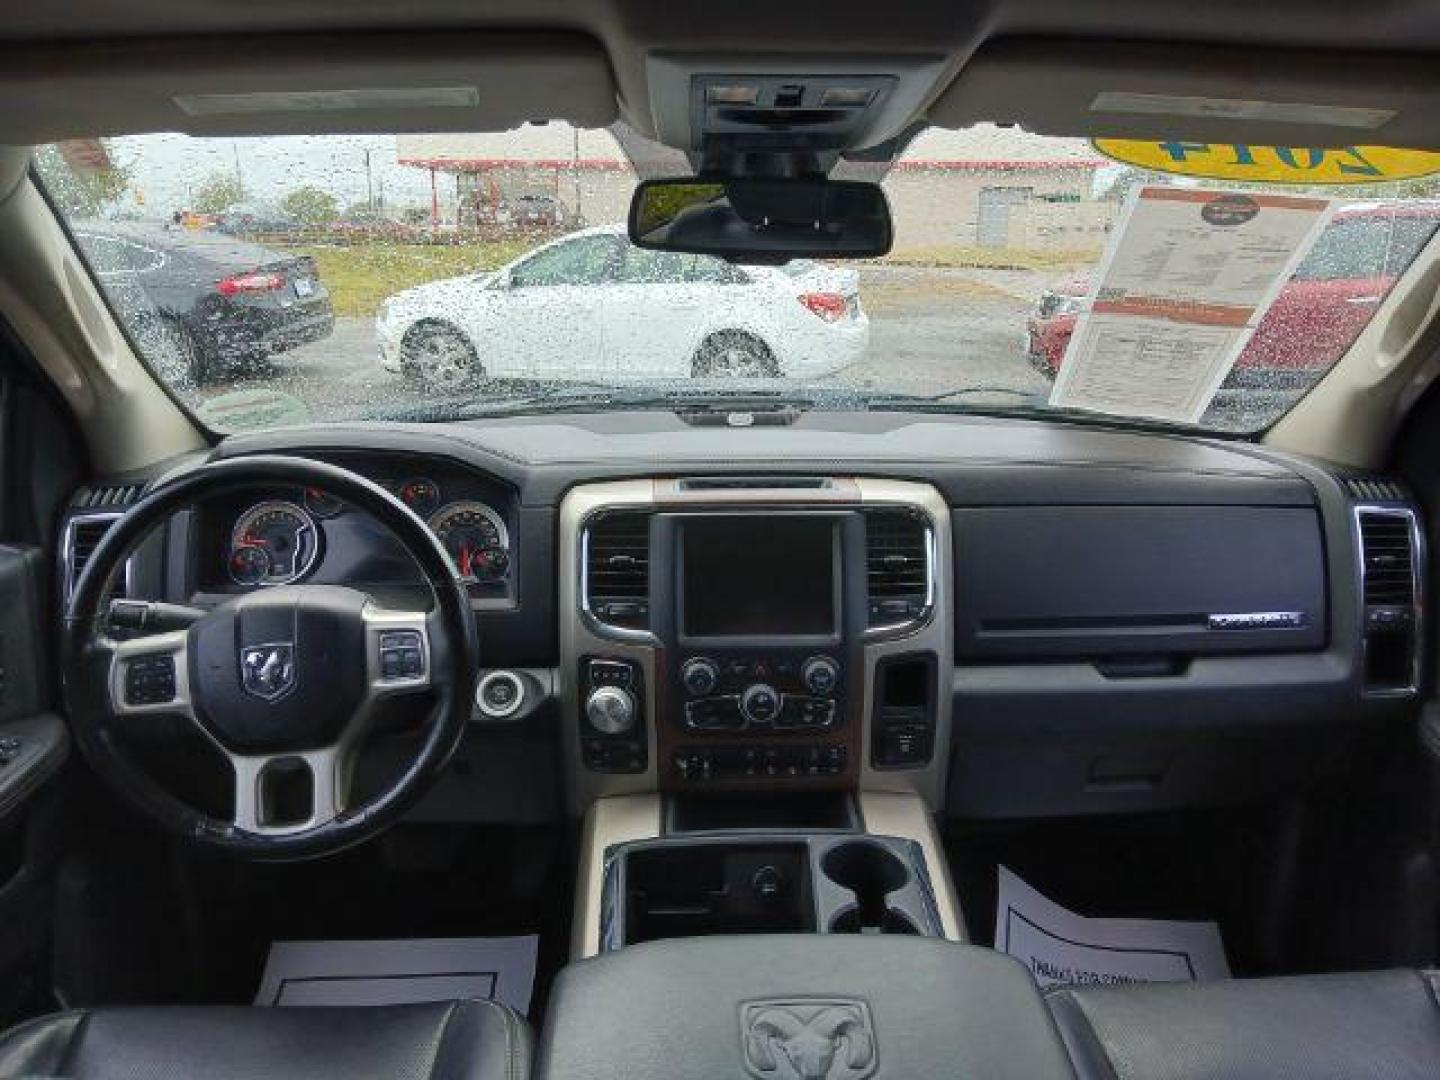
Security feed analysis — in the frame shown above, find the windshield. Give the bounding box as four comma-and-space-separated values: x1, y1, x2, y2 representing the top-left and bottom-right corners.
34, 126, 1440, 434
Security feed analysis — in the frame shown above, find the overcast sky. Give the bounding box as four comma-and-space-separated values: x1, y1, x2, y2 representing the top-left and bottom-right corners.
112, 133, 438, 213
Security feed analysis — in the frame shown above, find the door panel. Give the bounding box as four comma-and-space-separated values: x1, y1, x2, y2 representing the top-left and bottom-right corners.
601, 249, 725, 377
493, 234, 619, 377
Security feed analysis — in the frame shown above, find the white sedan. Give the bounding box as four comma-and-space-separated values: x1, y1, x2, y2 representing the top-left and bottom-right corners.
376, 224, 868, 389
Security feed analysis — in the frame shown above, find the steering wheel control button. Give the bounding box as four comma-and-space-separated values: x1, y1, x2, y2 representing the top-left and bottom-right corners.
740, 683, 781, 725
476, 671, 525, 719
586, 685, 636, 735
681, 657, 721, 697
378, 630, 425, 681
124, 655, 177, 705
801, 655, 841, 695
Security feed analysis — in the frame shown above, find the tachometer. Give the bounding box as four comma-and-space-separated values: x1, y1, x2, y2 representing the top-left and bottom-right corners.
428, 502, 510, 583
229, 500, 320, 586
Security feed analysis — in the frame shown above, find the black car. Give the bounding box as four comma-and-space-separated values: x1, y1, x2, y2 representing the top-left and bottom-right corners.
73, 222, 333, 387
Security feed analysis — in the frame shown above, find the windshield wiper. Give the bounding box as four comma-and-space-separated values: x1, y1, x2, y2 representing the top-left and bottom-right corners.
370, 382, 818, 423
861, 386, 1048, 410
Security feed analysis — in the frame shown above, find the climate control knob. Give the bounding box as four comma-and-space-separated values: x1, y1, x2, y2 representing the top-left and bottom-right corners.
801, 655, 841, 696
740, 683, 781, 725
680, 657, 721, 697
585, 685, 636, 735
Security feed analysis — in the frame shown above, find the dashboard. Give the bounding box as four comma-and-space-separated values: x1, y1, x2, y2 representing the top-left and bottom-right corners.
59, 410, 1426, 825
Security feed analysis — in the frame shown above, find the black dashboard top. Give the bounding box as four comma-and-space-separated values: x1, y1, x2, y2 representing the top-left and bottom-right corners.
212, 410, 1316, 509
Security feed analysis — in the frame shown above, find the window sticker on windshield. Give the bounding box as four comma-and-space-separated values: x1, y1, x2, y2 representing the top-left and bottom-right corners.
1048, 186, 1331, 423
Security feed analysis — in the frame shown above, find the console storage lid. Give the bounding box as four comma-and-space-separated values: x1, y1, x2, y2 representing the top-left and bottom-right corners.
537, 935, 1074, 1080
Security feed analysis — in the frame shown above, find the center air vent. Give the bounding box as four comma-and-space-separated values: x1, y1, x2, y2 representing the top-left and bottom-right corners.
584, 511, 651, 631
1355, 504, 1421, 694
865, 509, 930, 630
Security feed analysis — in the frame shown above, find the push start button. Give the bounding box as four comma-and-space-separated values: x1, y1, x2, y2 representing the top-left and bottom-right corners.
476, 670, 525, 719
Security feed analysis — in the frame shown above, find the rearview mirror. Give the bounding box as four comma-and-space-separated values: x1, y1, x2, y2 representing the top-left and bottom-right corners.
628, 177, 892, 262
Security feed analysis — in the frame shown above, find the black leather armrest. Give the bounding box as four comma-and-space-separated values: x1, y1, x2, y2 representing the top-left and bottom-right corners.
537, 935, 1074, 1080
0, 714, 67, 822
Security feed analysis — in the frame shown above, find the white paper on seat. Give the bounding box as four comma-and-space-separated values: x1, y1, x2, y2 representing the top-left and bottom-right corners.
995, 866, 1230, 989
255, 935, 537, 1015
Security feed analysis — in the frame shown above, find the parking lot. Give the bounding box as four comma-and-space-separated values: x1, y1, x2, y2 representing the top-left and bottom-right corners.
189, 264, 1059, 424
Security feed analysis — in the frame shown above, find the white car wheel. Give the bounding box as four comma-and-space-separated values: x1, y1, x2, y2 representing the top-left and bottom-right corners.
692, 331, 778, 378
402, 323, 482, 391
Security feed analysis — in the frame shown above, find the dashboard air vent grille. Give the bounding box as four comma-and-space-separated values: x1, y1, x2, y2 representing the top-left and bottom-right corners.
865, 509, 930, 629
1342, 476, 1408, 503
1354, 506, 1421, 695
585, 511, 651, 630
72, 483, 144, 510
64, 513, 126, 607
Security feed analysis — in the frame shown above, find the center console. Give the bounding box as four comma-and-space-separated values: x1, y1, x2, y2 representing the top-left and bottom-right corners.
560, 478, 953, 811
539, 934, 1075, 1080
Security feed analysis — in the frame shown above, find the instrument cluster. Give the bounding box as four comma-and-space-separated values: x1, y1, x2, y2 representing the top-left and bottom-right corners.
224, 475, 510, 589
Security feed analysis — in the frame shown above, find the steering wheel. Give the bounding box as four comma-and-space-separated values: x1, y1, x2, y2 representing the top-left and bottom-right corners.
60, 455, 479, 860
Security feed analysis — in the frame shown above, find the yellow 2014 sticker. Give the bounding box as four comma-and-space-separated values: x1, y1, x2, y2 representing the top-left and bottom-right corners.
1092, 140, 1440, 185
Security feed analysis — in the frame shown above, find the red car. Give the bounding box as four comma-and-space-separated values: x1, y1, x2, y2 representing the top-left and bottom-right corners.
1027, 203, 1440, 390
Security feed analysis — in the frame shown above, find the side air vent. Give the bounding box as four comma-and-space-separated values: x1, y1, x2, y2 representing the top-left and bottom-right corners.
71, 483, 145, 510
865, 509, 931, 631
1355, 505, 1421, 695
584, 511, 651, 631
63, 513, 127, 607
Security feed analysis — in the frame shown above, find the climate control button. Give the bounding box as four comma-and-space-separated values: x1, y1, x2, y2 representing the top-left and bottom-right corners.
740, 683, 781, 725
680, 656, 721, 697
801, 655, 841, 695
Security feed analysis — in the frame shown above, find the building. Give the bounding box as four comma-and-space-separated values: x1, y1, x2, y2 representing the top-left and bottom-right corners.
397, 124, 1113, 252
397, 128, 634, 228
886, 127, 1113, 252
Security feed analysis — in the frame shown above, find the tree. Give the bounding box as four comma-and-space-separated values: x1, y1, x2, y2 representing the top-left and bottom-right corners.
280, 186, 339, 226
193, 171, 244, 214
32, 142, 131, 217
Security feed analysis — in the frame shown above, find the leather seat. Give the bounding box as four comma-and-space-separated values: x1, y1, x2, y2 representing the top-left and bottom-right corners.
0, 999, 531, 1080
1046, 968, 1440, 1080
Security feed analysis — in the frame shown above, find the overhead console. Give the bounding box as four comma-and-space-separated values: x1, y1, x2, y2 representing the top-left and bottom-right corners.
559, 478, 952, 812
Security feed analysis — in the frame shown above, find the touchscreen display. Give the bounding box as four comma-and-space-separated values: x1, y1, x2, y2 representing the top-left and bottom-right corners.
682, 517, 836, 637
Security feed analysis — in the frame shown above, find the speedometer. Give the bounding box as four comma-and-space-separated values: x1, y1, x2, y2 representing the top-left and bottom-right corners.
229, 500, 320, 586
428, 502, 510, 583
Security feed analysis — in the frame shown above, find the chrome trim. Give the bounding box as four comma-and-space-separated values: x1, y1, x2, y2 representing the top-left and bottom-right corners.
62, 511, 134, 609
475, 670, 526, 719
427, 499, 510, 582
862, 510, 938, 640
1352, 502, 1425, 698
229, 499, 320, 587
1207, 611, 1307, 630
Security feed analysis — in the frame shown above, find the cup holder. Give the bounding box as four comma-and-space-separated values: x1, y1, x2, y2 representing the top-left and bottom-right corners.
821, 840, 917, 935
